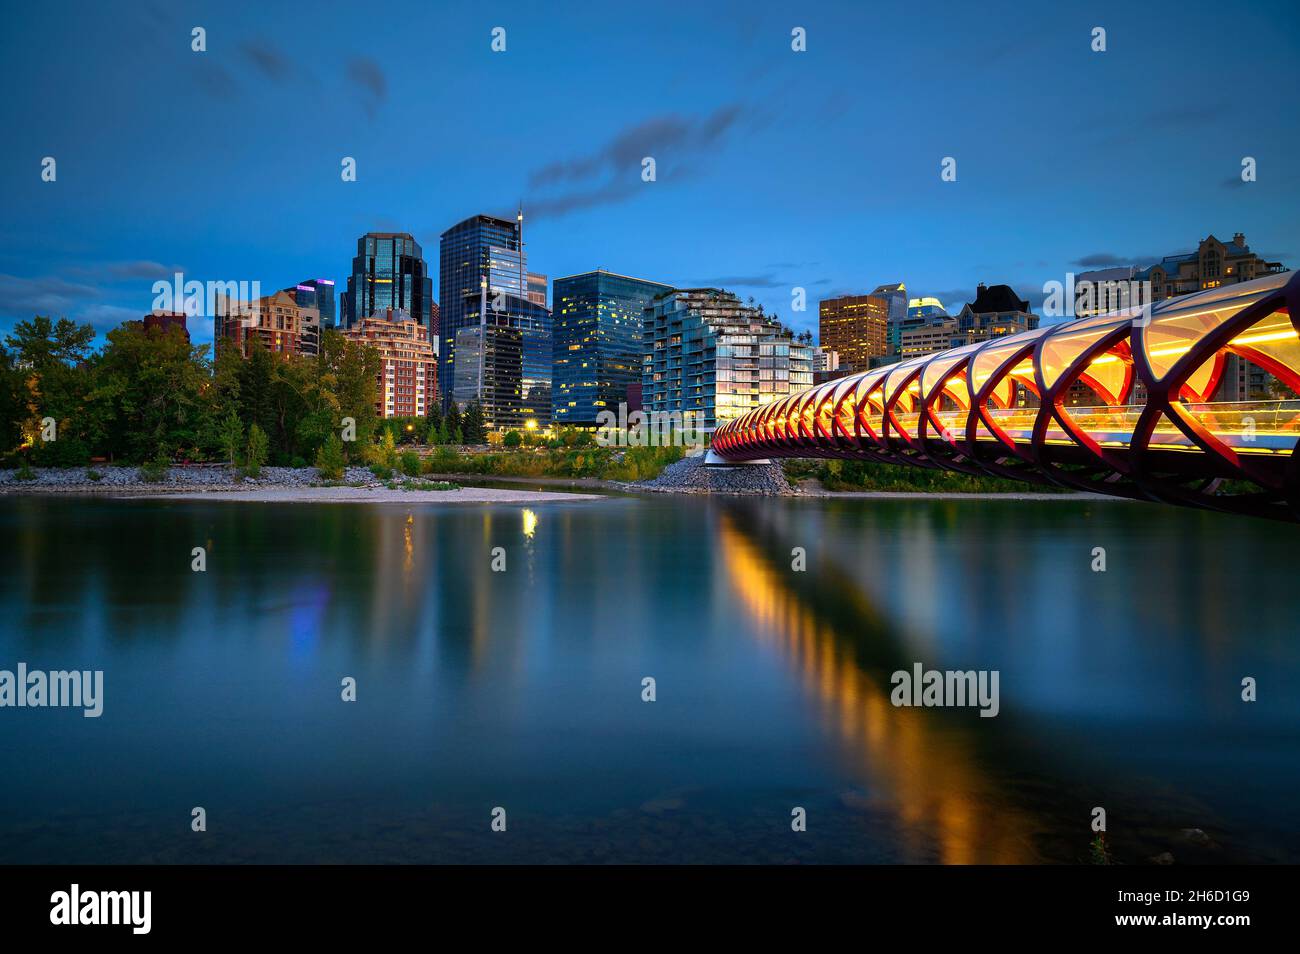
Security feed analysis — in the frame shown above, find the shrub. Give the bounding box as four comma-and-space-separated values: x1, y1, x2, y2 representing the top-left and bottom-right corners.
87, 469, 103, 482
139, 456, 170, 483
399, 450, 421, 477
290, 456, 307, 469
315, 433, 347, 481
16, 460, 36, 481
370, 463, 394, 479
503, 430, 522, 448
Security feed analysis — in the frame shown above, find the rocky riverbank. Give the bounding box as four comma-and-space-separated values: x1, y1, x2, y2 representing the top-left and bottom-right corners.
628, 454, 795, 495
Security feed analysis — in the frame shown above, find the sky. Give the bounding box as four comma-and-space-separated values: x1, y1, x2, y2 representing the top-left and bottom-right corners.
1, 0, 1298, 348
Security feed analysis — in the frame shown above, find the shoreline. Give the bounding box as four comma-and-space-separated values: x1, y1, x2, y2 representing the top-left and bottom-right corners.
138, 485, 605, 504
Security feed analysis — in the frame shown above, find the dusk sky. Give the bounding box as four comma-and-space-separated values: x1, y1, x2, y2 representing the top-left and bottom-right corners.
2, 0, 1298, 346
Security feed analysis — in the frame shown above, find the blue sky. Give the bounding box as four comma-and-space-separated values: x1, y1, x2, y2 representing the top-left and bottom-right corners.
1, 0, 1297, 346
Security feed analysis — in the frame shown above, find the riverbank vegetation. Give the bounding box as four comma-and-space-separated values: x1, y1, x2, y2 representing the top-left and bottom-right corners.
782, 458, 1066, 493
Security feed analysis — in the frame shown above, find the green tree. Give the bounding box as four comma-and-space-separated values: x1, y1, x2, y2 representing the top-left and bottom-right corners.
91, 321, 212, 461
425, 404, 443, 443
502, 430, 522, 448
319, 330, 380, 459
444, 401, 463, 442
244, 422, 269, 477
315, 432, 347, 480
0, 344, 27, 454
462, 400, 488, 444
378, 428, 398, 468
217, 409, 243, 467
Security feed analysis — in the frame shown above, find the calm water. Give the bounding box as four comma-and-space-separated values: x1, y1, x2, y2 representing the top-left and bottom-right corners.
1, 493, 1298, 864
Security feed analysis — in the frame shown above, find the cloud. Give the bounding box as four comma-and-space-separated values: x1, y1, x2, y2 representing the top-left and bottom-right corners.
105, 261, 186, 281
1072, 253, 1131, 268
0, 274, 104, 317
348, 58, 387, 119
526, 104, 754, 218
0, 271, 164, 333
242, 41, 292, 82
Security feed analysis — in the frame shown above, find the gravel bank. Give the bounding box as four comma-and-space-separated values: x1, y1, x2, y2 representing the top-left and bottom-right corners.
629, 454, 795, 495
0, 465, 384, 495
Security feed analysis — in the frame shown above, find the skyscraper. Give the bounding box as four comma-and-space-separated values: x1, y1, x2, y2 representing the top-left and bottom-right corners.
818, 293, 889, 370
552, 269, 673, 427
291, 278, 336, 330
439, 212, 550, 423
340, 233, 434, 331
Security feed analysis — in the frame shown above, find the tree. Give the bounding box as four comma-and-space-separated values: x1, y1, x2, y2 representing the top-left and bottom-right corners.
218, 409, 243, 466
425, 403, 443, 443
503, 430, 522, 448
0, 344, 27, 454
315, 432, 346, 480
244, 423, 269, 477
319, 330, 380, 459
91, 321, 212, 462
444, 401, 463, 442
378, 428, 398, 468
462, 400, 487, 444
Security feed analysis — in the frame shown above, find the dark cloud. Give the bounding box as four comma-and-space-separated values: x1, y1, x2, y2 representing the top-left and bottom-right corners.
526, 104, 754, 218
531, 104, 744, 187
526, 180, 642, 218
105, 261, 185, 281
242, 41, 292, 82
0, 274, 140, 331
348, 58, 387, 119
1072, 253, 1133, 268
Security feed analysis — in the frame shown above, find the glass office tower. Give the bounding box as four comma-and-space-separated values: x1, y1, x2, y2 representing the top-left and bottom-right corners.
552, 270, 673, 427
452, 293, 552, 430
292, 279, 336, 329
340, 233, 434, 330
439, 212, 545, 417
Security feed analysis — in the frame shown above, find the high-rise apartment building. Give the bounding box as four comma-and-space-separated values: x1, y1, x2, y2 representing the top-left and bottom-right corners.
341, 309, 438, 418
552, 269, 673, 427
215, 289, 305, 358
818, 294, 889, 370
340, 233, 434, 331
1136, 232, 1285, 302
643, 288, 813, 430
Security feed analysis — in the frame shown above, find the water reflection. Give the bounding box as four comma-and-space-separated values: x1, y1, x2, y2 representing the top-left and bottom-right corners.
714, 505, 1037, 863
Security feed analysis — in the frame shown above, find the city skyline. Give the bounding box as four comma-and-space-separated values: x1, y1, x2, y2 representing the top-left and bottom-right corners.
2, 0, 1297, 347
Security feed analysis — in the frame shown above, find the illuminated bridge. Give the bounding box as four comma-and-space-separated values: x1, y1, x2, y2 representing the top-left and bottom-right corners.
712, 270, 1300, 521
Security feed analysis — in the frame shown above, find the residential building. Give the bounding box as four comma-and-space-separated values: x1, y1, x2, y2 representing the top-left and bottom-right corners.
1074, 266, 1139, 319
956, 283, 1038, 339
813, 347, 840, 374
284, 284, 323, 357
1136, 232, 1285, 302
340, 232, 434, 331
643, 288, 813, 431
818, 293, 889, 370
214, 289, 304, 358
141, 311, 189, 341
551, 269, 673, 427
341, 309, 438, 418
899, 285, 1037, 357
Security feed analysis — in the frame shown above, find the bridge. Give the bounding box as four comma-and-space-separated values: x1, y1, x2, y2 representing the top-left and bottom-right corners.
712, 269, 1300, 521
